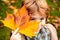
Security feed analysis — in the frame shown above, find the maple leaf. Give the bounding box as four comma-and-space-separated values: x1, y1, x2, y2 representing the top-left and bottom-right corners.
0, 5, 40, 38
53, 23, 60, 29
53, 17, 60, 29
1, 13, 15, 29
19, 20, 40, 38
53, 0, 57, 3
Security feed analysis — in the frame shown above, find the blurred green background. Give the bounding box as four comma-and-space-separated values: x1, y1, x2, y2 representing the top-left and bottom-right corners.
0, 0, 60, 40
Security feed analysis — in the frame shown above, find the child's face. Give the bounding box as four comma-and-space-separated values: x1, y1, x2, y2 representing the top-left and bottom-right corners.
30, 12, 46, 25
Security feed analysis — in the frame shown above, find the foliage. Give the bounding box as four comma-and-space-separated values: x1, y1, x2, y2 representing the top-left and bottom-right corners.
46, 0, 60, 38
0, 27, 11, 40
0, 0, 22, 40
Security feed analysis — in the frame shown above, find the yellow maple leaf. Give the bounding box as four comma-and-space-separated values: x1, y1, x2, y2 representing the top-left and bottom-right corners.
1, 13, 15, 30
19, 20, 40, 38
1, 5, 40, 38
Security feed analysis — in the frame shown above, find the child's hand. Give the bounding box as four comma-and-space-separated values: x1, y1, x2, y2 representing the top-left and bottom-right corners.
10, 28, 21, 40
45, 24, 58, 40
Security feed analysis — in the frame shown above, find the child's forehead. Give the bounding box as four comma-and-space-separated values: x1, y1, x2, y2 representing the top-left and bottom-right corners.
29, 12, 46, 17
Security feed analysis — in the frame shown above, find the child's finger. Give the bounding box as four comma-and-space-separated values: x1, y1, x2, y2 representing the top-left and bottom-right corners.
11, 31, 14, 34
13, 28, 19, 35
16, 33, 20, 36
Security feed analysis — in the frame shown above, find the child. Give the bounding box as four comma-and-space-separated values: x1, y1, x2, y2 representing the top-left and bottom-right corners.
10, 0, 58, 40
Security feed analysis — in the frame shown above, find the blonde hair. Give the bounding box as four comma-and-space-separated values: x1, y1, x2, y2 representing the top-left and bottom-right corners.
23, 0, 49, 19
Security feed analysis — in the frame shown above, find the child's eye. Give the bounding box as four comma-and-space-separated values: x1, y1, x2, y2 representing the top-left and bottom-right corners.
30, 18, 36, 20
40, 18, 44, 20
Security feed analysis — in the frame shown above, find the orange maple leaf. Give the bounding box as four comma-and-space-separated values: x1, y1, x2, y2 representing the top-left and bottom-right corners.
1, 5, 40, 38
